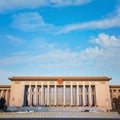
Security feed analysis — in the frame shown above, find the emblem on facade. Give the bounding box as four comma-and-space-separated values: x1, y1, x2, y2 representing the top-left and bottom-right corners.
58, 79, 62, 84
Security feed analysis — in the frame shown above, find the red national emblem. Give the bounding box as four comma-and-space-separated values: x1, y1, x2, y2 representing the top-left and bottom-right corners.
58, 79, 62, 84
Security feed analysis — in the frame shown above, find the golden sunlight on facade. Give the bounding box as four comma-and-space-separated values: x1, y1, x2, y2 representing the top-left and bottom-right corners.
0, 76, 120, 111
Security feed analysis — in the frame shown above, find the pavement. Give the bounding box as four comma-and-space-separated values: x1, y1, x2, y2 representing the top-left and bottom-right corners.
0, 107, 119, 118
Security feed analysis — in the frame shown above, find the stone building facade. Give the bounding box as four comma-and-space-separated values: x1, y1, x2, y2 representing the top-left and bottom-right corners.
109, 85, 120, 111
0, 85, 11, 106
0, 76, 120, 111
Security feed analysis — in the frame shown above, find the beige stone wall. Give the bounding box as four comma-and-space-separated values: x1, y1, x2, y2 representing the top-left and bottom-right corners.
10, 81, 24, 107
9, 80, 111, 109
110, 87, 120, 98
96, 82, 111, 109
0, 85, 11, 106
1, 76, 116, 110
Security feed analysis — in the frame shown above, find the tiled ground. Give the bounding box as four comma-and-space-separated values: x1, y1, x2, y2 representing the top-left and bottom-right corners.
0, 107, 119, 118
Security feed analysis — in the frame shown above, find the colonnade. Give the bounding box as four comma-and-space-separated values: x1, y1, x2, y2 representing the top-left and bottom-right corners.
23, 84, 96, 107
110, 89, 120, 100
110, 88, 120, 110
0, 89, 10, 106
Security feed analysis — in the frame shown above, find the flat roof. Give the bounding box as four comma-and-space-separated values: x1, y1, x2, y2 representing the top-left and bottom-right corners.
0, 85, 11, 88
109, 85, 120, 88
9, 76, 112, 81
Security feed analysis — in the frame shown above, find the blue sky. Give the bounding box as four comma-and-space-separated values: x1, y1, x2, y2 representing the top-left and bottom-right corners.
0, 0, 120, 85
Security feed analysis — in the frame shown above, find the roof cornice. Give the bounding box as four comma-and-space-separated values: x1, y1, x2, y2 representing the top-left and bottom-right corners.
8, 76, 112, 81
0, 85, 11, 88
109, 85, 120, 88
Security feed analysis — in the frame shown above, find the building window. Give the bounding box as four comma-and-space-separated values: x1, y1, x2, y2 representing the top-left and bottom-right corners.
50, 86, 54, 106
65, 86, 70, 106
79, 86, 82, 93
79, 86, 83, 106
91, 86, 95, 93
91, 86, 96, 106
57, 86, 63, 106
79, 94, 83, 106
85, 86, 88, 93
113, 89, 116, 92
32, 87, 34, 92
72, 86, 77, 106
85, 86, 89, 106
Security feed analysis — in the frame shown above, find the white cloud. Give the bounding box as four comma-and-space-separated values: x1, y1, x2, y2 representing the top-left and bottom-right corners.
6, 35, 22, 43
57, 9, 120, 34
11, 9, 120, 34
0, 49, 79, 66
11, 12, 56, 32
0, 0, 92, 12
80, 33, 120, 70
0, 33, 120, 72
92, 33, 120, 48
12, 51, 35, 56
0, 33, 120, 84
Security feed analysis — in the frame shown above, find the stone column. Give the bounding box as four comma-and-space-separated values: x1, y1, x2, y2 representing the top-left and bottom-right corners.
47, 85, 49, 106
54, 85, 56, 106
94, 85, 97, 106
63, 85, 66, 106
29, 85, 32, 106
82, 85, 85, 106
1, 90, 3, 97
22, 86, 25, 106
2, 90, 5, 98
94, 86, 97, 106
89, 85, 91, 106
8, 90, 10, 106
35, 85, 38, 106
71, 84, 73, 106
28, 86, 30, 105
110, 90, 113, 103
5, 90, 9, 106
41, 85, 43, 106
77, 85, 79, 106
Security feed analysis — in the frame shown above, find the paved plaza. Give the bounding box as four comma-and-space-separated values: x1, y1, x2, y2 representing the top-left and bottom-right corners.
0, 107, 120, 118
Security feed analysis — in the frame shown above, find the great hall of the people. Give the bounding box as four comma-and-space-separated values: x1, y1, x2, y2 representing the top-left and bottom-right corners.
0, 76, 120, 111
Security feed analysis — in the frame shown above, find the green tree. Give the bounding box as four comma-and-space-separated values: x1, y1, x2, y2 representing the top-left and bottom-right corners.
0, 97, 6, 110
